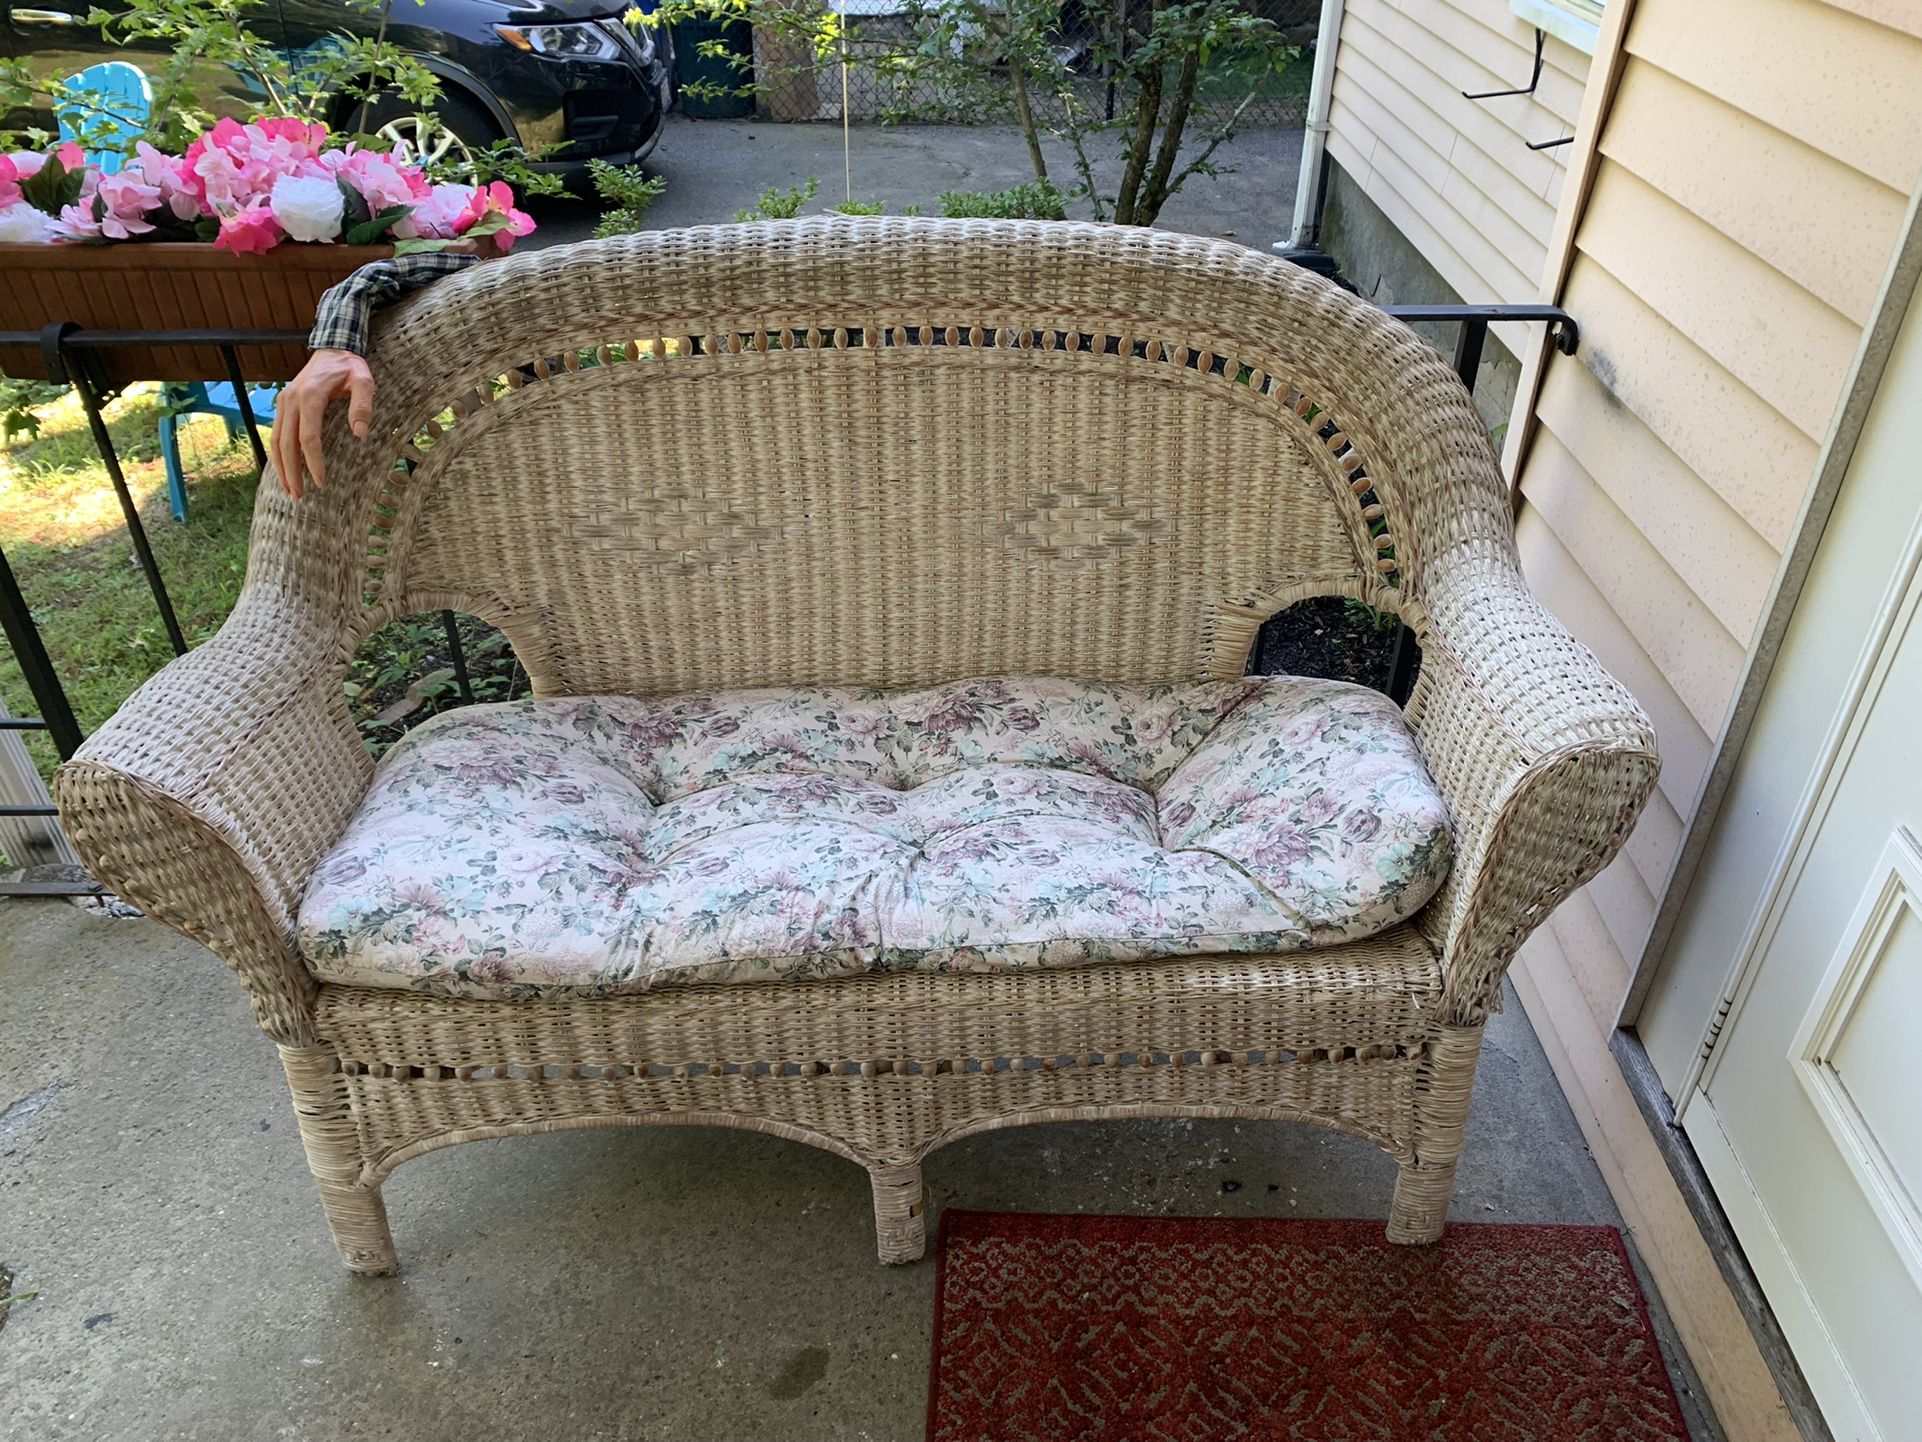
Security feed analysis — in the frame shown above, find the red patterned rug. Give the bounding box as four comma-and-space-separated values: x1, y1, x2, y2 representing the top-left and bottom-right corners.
927, 1211, 1690, 1442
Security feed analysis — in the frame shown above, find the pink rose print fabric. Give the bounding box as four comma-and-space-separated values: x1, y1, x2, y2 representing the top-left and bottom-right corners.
298, 677, 1454, 998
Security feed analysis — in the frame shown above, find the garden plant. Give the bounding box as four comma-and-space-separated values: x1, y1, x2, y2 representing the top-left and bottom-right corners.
660, 0, 1297, 226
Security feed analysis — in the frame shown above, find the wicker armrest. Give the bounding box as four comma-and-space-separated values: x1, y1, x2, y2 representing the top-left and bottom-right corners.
1409, 560, 1660, 1026
54, 589, 371, 1045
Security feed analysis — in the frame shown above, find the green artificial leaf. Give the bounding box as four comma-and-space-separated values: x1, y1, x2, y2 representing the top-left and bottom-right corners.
335, 174, 372, 230
20, 153, 86, 217
460, 209, 511, 239
391, 236, 454, 256
343, 204, 412, 245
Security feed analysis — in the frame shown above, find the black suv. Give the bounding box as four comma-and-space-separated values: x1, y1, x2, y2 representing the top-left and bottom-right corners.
0, 0, 672, 180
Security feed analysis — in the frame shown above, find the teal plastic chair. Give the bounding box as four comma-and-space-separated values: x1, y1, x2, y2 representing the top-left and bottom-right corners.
159, 383, 280, 521
56, 61, 151, 174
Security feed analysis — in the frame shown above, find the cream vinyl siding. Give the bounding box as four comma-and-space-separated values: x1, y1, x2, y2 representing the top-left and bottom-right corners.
1512, 0, 1922, 995
1497, 5, 1922, 1426
1326, 0, 1922, 1426
1326, 0, 1588, 354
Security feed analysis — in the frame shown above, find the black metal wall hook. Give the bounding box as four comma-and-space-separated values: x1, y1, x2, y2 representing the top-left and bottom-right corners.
1464, 27, 1545, 101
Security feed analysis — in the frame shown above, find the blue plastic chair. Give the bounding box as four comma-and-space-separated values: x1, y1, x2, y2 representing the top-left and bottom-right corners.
56, 61, 151, 174
159, 383, 280, 521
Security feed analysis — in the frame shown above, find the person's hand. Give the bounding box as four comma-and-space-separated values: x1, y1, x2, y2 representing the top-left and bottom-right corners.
271, 348, 374, 500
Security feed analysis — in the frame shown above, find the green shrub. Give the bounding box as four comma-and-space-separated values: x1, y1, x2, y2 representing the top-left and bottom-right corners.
588, 160, 668, 238
936, 180, 1069, 221
735, 176, 819, 222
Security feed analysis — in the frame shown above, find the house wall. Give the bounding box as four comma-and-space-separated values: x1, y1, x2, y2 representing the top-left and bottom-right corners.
1319, 164, 1522, 433
1321, 0, 1588, 354
1319, 0, 1922, 1434
1504, 0, 1922, 1436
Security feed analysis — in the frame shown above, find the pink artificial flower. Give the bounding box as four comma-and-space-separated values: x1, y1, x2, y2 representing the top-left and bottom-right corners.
324, 146, 428, 213
50, 200, 102, 241
456, 180, 536, 251
129, 141, 201, 222
179, 117, 332, 214
177, 117, 245, 207
1, 144, 84, 209
92, 172, 162, 239
48, 164, 109, 240
185, 143, 248, 210
253, 116, 330, 151
394, 181, 476, 240
213, 202, 285, 255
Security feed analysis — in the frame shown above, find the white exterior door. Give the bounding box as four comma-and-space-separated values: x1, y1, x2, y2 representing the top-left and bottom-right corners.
1647, 290, 1922, 1442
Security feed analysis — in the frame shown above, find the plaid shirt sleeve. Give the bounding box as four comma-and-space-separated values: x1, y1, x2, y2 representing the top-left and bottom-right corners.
307, 250, 484, 355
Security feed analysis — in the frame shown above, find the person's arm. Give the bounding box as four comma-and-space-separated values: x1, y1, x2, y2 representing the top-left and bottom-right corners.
272, 251, 485, 499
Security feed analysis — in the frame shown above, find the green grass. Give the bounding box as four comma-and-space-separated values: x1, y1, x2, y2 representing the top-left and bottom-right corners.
0, 385, 525, 789
1, 386, 257, 781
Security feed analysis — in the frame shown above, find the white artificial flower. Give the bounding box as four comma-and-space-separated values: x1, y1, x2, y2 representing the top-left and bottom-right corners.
268, 174, 344, 243
0, 201, 55, 244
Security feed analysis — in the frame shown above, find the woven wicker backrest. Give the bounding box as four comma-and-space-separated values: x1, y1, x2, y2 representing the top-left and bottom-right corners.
292, 219, 1514, 697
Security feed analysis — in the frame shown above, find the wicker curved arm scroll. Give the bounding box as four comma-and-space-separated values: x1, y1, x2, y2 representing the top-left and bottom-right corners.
54, 590, 371, 1045
1410, 575, 1660, 1026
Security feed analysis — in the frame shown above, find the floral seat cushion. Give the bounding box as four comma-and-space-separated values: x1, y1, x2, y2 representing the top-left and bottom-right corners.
297, 677, 1455, 998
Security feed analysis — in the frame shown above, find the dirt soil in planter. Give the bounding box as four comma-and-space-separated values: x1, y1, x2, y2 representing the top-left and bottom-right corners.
1251, 596, 1404, 694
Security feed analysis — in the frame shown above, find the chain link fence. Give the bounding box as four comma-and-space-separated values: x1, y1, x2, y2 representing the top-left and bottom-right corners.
744, 0, 1317, 129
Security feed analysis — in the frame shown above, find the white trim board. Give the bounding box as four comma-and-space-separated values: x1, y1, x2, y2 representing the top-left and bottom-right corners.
1687, 1097, 1882, 1442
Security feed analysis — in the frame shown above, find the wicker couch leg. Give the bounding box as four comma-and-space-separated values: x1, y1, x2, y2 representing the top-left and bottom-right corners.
870, 1162, 926, 1265
313, 1179, 400, 1275
278, 1042, 399, 1275
1385, 1019, 1485, 1245
1387, 1159, 1458, 1244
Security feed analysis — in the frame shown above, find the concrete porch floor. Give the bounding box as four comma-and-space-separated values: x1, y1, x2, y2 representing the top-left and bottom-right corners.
0, 898, 1723, 1441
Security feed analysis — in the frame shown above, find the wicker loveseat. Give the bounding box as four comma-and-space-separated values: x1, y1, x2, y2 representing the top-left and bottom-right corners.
56, 219, 1658, 1274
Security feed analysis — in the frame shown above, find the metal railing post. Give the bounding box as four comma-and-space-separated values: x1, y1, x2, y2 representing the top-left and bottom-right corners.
37, 324, 190, 657
440, 611, 475, 706
1452, 317, 1488, 395
0, 543, 83, 761
219, 342, 270, 476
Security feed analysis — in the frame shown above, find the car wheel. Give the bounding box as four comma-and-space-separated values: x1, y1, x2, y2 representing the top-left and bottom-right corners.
355, 90, 502, 174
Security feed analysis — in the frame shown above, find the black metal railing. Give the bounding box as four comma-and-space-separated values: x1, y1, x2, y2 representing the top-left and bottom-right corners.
1383, 303, 1580, 390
